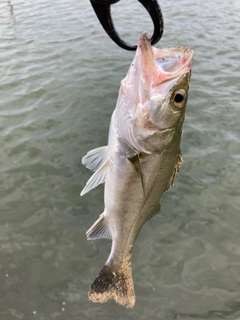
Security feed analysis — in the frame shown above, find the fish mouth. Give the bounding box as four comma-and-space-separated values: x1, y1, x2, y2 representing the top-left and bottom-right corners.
137, 32, 194, 91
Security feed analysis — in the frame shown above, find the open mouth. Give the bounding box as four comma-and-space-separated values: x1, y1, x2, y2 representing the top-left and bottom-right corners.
152, 46, 194, 79
136, 32, 194, 86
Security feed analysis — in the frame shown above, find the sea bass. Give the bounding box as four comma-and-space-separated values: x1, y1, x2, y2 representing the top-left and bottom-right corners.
81, 32, 194, 308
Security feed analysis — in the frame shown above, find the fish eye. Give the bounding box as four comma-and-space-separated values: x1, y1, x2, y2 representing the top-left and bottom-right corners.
171, 89, 187, 108
175, 93, 184, 103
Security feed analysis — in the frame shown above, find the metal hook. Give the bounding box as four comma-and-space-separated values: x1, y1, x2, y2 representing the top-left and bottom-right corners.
90, 0, 164, 51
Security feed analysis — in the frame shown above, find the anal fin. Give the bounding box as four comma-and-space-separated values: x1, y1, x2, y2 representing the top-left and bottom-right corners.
86, 214, 112, 240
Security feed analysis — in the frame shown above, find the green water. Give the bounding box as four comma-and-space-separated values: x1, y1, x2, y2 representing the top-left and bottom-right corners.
1, 0, 240, 319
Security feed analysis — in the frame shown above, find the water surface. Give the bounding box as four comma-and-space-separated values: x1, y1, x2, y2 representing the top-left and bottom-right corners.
1, 0, 240, 319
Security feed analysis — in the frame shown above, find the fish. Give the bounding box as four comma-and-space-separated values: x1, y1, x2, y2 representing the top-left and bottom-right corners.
81, 32, 194, 308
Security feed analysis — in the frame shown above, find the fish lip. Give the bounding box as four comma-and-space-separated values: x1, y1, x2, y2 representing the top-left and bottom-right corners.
154, 46, 194, 83
137, 32, 194, 87
138, 32, 152, 50
157, 46, 194, 80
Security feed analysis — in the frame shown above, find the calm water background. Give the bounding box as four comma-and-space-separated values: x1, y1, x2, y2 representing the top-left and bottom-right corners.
1, 0, 240, 319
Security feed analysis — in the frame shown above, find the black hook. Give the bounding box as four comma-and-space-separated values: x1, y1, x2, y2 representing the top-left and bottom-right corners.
90, 0, 164, 51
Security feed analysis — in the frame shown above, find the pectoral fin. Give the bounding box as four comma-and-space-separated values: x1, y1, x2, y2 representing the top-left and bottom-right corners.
128, 153, 145, 196
165, 151, 183, 192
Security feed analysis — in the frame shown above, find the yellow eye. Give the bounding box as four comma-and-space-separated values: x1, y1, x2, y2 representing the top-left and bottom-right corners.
171, 89, 187, 108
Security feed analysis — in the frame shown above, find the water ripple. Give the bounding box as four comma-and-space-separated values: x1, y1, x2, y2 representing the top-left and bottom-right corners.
1, 0, 240, 318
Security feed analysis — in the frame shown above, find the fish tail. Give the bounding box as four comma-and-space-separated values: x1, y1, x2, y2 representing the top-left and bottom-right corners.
88, 260, 135, 308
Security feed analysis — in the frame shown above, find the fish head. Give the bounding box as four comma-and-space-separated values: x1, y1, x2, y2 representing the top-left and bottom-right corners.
148, 47, 192, 133
116, 32, 194, 153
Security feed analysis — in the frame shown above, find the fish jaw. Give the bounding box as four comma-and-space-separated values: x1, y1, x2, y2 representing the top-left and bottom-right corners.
116, 32, 194, 154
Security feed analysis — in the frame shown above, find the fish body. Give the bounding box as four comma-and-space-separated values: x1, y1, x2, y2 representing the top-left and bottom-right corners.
81, 32, 194, 308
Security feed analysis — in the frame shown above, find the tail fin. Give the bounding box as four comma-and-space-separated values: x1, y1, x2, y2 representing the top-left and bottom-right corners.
88, 261, 135, 308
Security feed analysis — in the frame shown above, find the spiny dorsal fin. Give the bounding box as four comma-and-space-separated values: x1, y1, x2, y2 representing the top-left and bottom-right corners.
80, 160, 108, 196
86, 214, 112, 240
165, 151, 183, 192
146, 202, 161, 222
128, 153, 145, 196
82, 146, 108, 171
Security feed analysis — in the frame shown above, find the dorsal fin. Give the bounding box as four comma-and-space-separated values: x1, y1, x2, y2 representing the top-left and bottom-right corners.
146, 202, 161, 222
165, 151, 183, 192
86, 214, 112, 240
80, 160, 108, 196
82, 146, 108, 171
128, 153, 145, 196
